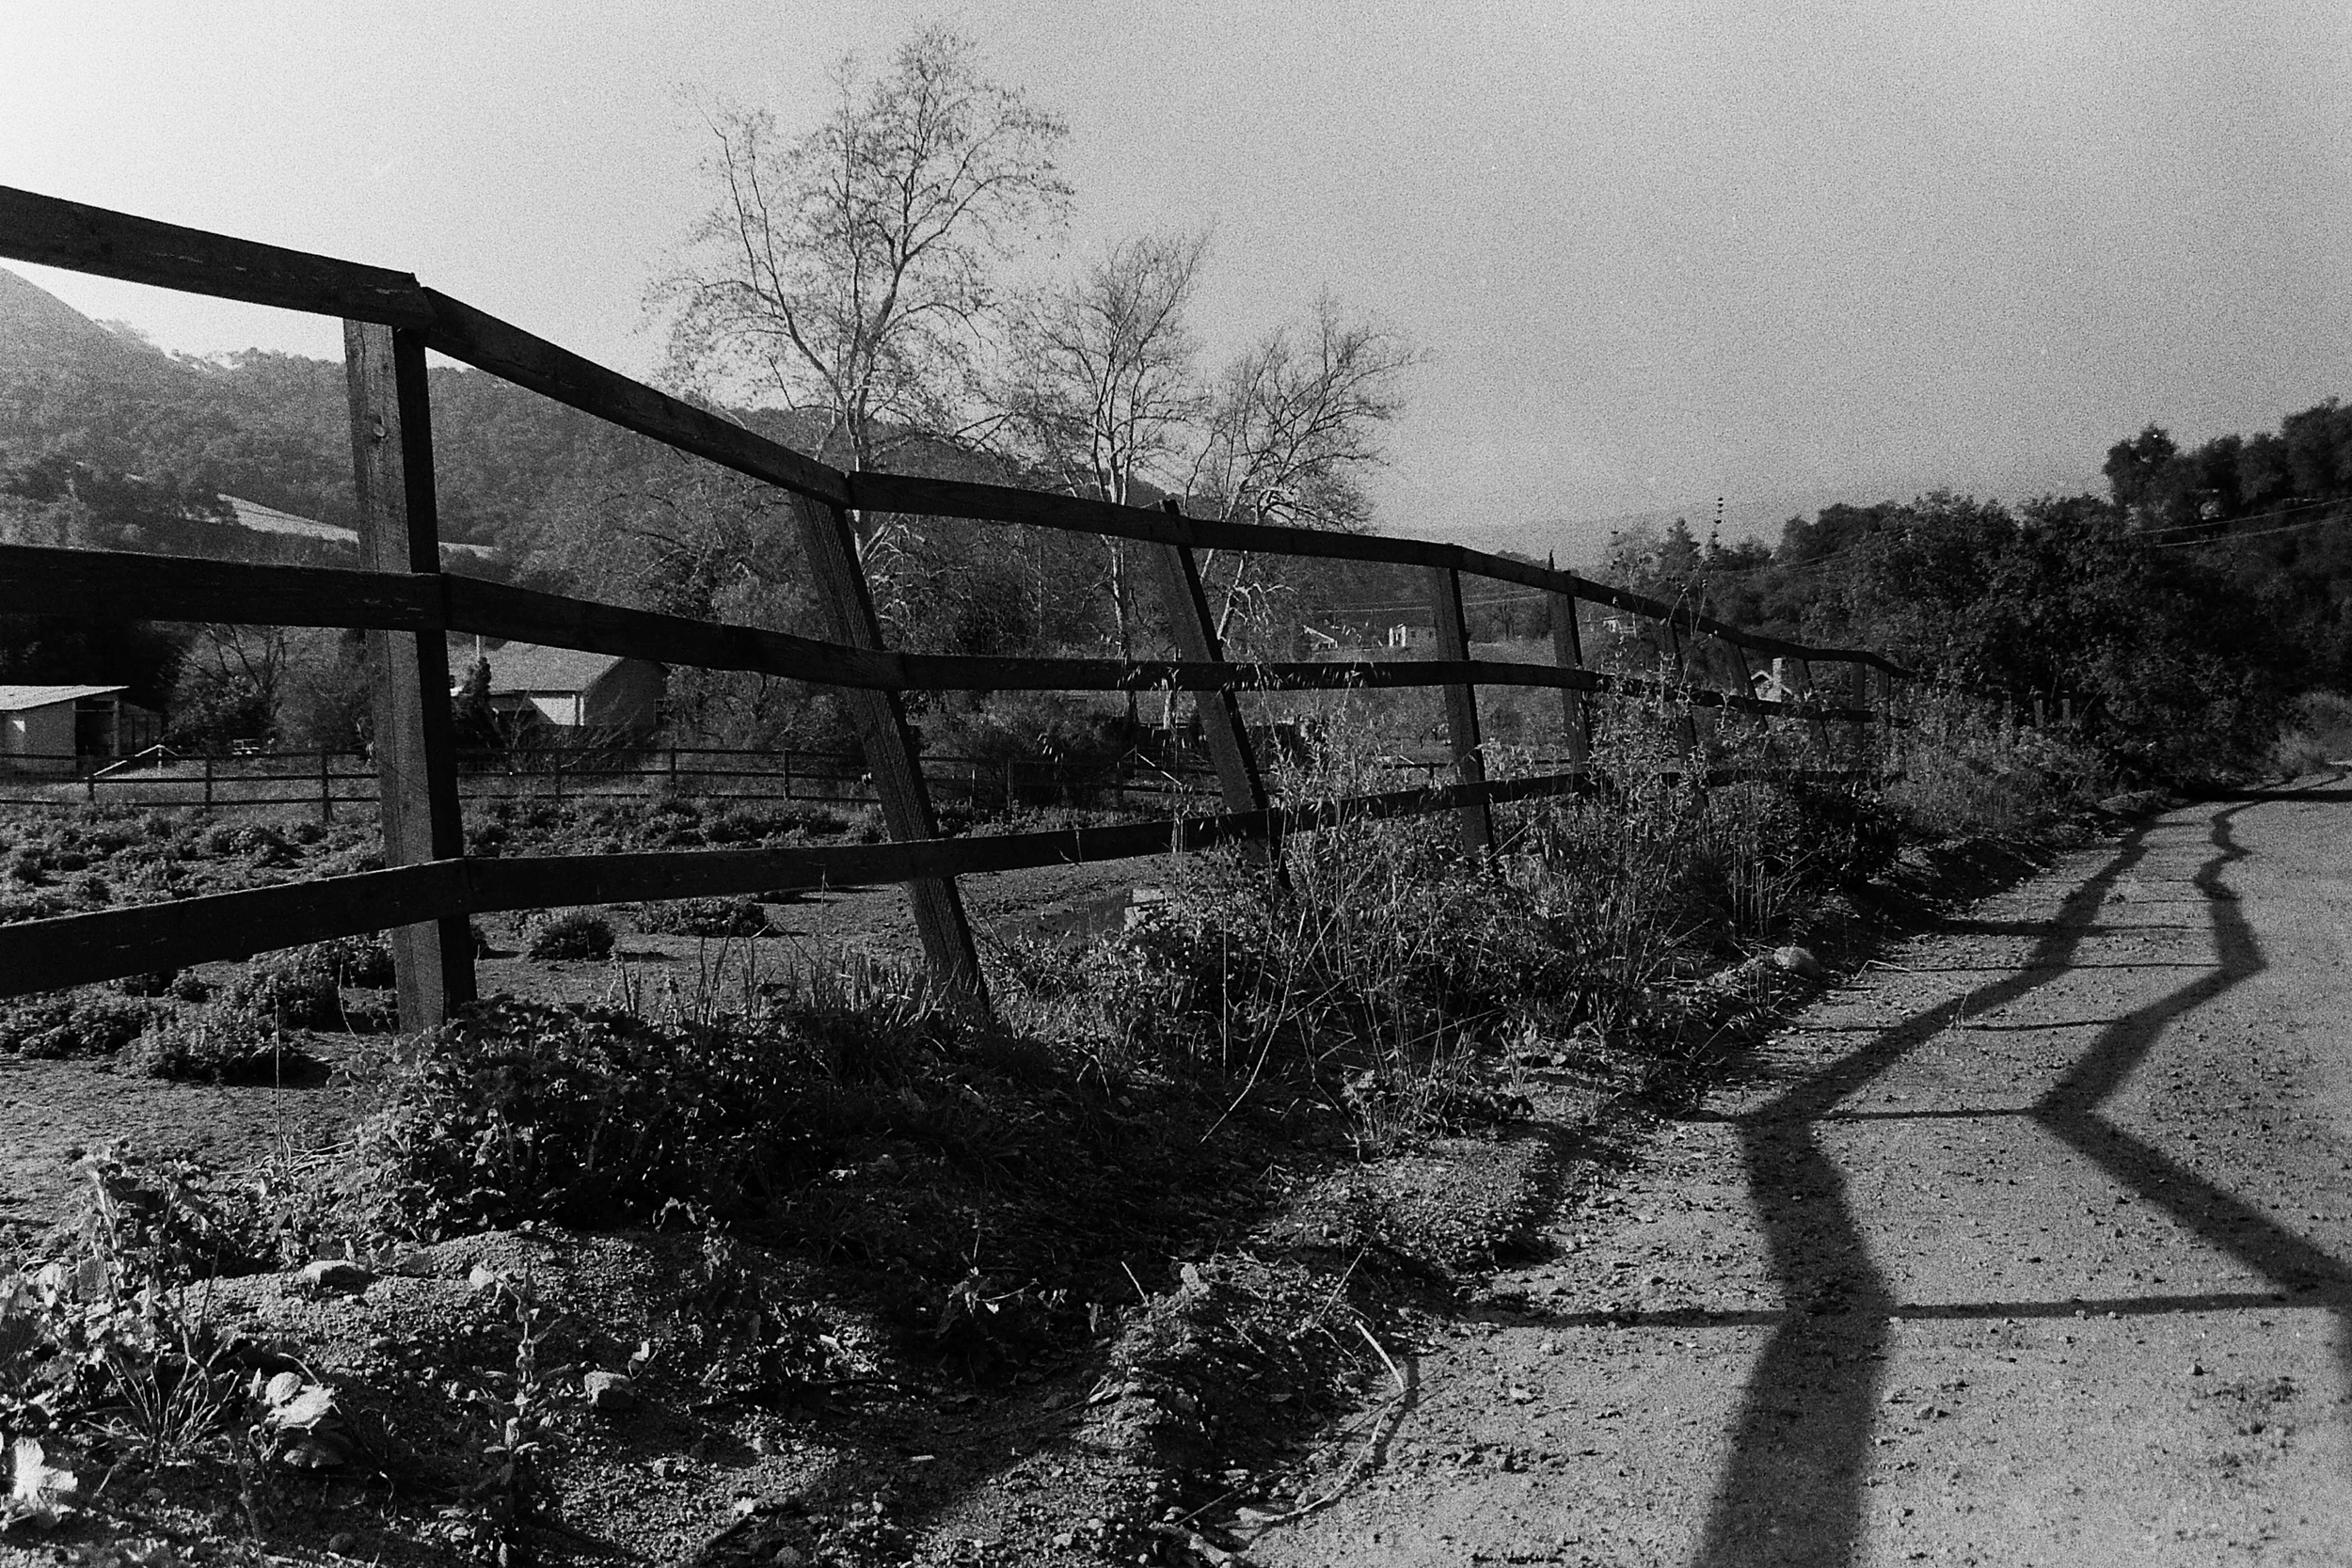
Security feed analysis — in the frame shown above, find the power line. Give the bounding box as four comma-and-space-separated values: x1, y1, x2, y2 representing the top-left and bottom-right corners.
2146, 509, 2352, 550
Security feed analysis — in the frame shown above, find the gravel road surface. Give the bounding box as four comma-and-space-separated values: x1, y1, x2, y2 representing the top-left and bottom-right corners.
1256, 779, 2352, 1566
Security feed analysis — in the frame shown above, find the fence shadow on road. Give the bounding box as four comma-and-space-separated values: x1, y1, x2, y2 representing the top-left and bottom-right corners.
1675, 776, 2351, 1567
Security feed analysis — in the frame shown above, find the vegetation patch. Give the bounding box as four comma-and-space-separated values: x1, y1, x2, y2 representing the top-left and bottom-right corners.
630, 895, 771, 939
523, 908, 615, 961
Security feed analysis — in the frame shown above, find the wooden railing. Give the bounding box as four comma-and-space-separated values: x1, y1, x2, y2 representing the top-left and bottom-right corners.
0, 185, 1909, 1019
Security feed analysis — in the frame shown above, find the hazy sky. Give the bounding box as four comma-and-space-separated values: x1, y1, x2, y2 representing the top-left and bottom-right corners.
4, 2, 2347, 557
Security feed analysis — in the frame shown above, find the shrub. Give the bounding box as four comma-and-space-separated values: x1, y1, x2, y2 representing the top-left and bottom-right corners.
217, 952, 342, 1032
0, 889, 74, 924
358, 998, 844, 1233
525, 909, 614, 961
632, 895, 770, 939
0, 992, 169, 1058
2274, 689, 2352, 777
111, 970, 182, 998
313, 933, 398, 990
125, 1007, 296, 1083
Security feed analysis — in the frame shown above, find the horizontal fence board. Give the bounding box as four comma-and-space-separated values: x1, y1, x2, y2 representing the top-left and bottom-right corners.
0, 863, 462, 992
442, 576, 893, 687
0, 546, 1883, 720
0, 189, 1910, 678
421, 292, 851, 508
0, 763, 1876, 999
0, 185, 436, 328
0, 772, 1545, 995
0, 544, 438, 630
851, 472, 1912, 676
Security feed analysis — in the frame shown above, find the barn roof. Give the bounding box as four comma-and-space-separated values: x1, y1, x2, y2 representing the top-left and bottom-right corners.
0, 684, 128, 711
480, 642, 654, 696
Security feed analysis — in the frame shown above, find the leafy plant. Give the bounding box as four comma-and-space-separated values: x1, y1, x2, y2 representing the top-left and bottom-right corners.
357, 999, 841, 1235
524, 909, 613, 961
631, 895, 769, 939
125, 1006, 294, 1084
0, 992, 169, 1059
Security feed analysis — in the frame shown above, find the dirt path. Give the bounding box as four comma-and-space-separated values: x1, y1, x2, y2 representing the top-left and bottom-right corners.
1254, 779, 2352, 1567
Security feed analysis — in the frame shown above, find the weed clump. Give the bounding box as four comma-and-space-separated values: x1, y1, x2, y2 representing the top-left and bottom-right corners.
525, 909, 614, 961
125, 1006, 292, 1083
0, 991, 170, 1059
358, 997, 852, 1234
631, 895, 770, 939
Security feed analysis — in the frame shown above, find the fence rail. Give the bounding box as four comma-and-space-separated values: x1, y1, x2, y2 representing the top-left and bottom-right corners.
0, 747, 1225, 815
0, 183, 1913, 1016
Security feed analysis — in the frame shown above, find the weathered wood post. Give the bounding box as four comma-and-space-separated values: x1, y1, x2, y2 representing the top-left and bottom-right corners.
787, 493, 985, 1006
1666, 617, 1701, 769
1147, 501, 1273, 858
1428, 563, 1494, 856
1795, 658, 1832, 762
344, 321, 473, 1027
1545, 556, 1591, 773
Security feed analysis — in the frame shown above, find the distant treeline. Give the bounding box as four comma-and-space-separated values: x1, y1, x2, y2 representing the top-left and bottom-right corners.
1596, 399, 2352, 783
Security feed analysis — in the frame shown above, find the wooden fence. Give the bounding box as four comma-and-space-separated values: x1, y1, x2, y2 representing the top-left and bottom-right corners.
0, 746, 1223, 816
0, 185, 1910, 1022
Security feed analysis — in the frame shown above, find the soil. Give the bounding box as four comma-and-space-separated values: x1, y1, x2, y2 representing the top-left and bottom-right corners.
7, 779, 2348, 1565
1247, 775, 2352, 1566
1, 857, 1144, 1248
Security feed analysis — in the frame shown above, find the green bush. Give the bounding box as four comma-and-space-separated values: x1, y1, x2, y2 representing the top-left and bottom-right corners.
0, 992, 171, 1058
358, 999, 843, 1233
632, 895, 770, 939
525, 909, 614, 960
125, 1007, 296, 1083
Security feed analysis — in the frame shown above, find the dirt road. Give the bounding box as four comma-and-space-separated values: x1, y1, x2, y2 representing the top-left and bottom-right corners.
1255, 779, 2352, 1567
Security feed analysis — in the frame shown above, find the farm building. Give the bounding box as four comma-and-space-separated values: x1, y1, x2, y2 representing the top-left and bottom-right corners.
0, 685, 161, 774
475, 642, 664, 734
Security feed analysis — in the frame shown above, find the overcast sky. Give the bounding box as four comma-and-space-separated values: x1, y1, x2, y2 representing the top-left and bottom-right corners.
4, 1, 2346, 559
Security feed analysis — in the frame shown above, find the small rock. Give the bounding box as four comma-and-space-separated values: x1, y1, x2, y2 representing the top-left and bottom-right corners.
1770, 945, 1824, 979
297, 1259, 374, 1295
326, 1532, 358, 1555
584, 1370, 640, 1413
279, 1432, 348, 1469
1051, 1532, 1076, 1549
2189, 1361, 2208, 1377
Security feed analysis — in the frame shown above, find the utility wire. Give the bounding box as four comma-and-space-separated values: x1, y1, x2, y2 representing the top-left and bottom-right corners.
2146, 509, 2352, 549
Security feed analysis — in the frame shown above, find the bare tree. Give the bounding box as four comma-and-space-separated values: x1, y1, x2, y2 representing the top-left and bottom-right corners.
660, 24, 1071, 606
997, 230, 1212, 677
1183, 296, 1422, 646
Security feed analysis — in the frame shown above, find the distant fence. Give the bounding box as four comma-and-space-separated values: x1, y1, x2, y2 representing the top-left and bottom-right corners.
0, 747, 1224, 816
0, 185, 1912, 1020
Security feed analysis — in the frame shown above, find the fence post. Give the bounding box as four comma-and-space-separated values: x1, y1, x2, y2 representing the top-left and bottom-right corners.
1544, 557, 1591, 773
202, 754, 213, 813
1428, 563, 1494, 857
1796, 658, 1832, 762
318, 749, 331, 825
344, 320, 473, 1029
788, 494, 984, 1006
1147, 503, 1273, 855
1666, 618, 1701, 766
